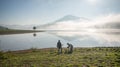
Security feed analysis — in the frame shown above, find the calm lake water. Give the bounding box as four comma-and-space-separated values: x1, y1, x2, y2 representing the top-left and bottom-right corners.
0, 29, 120, 51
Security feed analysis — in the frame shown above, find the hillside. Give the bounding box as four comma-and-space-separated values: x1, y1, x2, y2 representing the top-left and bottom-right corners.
0, 26, 9, 30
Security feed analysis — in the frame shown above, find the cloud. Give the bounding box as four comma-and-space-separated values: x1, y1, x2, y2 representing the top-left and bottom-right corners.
41, 18, 92, 30
89, 13, 120, 29
40, 13, 120, 30
2, 13, 120, 30
92, 13, 120, 25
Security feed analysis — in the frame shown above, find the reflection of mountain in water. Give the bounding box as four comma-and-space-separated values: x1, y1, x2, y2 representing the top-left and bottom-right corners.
53, 35, 79, 41
49, 31, 88, 41
48, 30, 120, 47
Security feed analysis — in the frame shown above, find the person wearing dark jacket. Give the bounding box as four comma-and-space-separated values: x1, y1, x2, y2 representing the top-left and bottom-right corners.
67, 43, 73, 54
57, 40, 62, 54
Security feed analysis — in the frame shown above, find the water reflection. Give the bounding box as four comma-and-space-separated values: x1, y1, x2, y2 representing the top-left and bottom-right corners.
33, 33, 37, 37
0, 29, 120, 51
47, 29, 120, 47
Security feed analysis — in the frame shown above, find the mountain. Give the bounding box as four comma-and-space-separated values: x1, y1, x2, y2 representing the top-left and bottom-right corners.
0, 26, 9, 30
55, 15, 80, 22
1, 15, 89, 30
1, 24, 38, 30
38, 15, 90, 30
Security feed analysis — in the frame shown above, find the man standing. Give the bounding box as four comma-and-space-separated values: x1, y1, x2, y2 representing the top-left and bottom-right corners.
57, 40, 62, 54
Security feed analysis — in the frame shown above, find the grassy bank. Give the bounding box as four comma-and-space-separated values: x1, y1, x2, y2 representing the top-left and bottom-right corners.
0, 29, 44, 35
0, 47, 120, 67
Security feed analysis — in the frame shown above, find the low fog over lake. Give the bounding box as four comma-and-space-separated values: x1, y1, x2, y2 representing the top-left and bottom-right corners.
0, 29, 120, 51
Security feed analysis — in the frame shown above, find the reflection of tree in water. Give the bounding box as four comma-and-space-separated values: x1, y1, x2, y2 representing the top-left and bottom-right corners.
32, 26, 37, 37
33, 33, 37, 37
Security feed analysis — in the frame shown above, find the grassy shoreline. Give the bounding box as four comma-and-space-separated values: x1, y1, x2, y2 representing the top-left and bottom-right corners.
0, 47, 120, 67
0, 29, 44, 35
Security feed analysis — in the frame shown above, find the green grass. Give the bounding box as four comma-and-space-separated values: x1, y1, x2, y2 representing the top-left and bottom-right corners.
0, 47, 120, 67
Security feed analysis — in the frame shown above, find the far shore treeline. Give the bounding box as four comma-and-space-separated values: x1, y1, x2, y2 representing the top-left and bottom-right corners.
0, 26, 44, 35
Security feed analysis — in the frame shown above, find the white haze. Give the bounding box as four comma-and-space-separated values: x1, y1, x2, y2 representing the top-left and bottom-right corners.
92, 13, 120, 25
2, 14, 120, 30
40, 13, 120, 30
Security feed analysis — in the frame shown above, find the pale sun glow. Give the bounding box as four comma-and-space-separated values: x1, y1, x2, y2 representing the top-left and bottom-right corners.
88, 0, 98, 4
87, 29, 96, 33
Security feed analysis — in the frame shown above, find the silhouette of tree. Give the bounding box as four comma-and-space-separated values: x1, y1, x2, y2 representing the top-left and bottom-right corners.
33, 26, 36, 31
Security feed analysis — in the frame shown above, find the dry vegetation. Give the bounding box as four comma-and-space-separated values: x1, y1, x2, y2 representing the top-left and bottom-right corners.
0, 47, 120, 67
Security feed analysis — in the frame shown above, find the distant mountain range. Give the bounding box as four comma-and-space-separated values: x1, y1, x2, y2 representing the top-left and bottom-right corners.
1, 24, 36, 30
0, 26, 9, 30
1, 15, 120, 30
54, 15, 87, 22
37, 15, 90, 30
37, 15, 120, 30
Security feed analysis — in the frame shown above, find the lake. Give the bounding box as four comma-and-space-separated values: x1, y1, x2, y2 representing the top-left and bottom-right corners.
0, 29, 120, 51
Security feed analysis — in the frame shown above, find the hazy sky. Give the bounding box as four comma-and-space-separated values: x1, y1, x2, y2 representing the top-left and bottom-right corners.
0, 0, 120, 25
